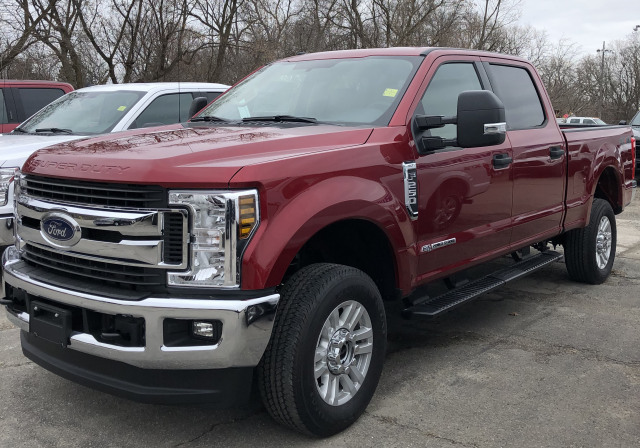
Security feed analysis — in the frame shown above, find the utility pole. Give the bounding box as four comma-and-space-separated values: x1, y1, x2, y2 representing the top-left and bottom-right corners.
597, 41, 613, 119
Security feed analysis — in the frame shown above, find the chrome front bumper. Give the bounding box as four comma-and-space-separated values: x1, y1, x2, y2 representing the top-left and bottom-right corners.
2, 248, 279, 370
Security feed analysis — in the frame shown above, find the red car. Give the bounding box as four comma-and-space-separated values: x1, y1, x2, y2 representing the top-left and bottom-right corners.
0, 80, 74, 133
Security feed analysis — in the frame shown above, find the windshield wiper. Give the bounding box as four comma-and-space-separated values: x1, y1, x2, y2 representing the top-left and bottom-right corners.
34, 128, 74, 134
242, 115, 317, 124
11, 128, 28, 133
190, 116, 229, 122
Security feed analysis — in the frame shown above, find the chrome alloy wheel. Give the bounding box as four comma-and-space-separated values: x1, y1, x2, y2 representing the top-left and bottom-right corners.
595, 215, 612, 269
314, 300, 373, 406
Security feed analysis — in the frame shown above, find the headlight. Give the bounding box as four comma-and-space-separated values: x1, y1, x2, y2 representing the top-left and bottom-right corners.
0, 167, 19, 207
167, 189, 259, 288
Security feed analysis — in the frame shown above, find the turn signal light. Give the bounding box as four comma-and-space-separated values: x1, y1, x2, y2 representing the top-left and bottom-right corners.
631, 137, 636, 180
239, 195, 257, 239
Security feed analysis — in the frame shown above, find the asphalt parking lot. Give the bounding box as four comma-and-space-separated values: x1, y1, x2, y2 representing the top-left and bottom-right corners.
1, 195, 639, 448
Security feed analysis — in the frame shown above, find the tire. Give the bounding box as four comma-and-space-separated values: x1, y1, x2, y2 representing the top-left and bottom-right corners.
258, 263, 387, 436
564, 198, 616, 284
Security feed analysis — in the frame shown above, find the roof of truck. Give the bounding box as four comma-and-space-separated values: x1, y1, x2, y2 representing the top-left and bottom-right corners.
75, 82, 229, 93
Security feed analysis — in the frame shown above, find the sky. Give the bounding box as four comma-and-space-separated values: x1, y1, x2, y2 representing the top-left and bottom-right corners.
518, 0, 639, 56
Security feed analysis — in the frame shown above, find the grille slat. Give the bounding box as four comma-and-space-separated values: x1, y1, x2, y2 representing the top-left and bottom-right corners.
22, 175, 166, 208
163, 212, 185, 264
23, 245, 165, 290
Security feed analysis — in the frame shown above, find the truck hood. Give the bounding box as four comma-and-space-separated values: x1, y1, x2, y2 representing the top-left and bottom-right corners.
0, 133, 84, 168
23, 124, 373, 187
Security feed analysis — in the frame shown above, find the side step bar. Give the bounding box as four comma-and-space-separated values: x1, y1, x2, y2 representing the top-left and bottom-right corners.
402, 250, 563, 319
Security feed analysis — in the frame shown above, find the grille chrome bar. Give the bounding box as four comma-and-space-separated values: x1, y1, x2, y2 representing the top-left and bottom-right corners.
16, 197, 188, 269
18, 196, 163, 236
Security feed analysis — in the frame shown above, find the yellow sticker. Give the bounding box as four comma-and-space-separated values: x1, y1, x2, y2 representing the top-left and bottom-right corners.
383, 88, 398, 97
117, 106, 127, 111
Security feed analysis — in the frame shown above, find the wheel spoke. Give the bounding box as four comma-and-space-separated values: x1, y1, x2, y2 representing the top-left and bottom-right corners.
342, 303, 364, 330
315, 363, 328, 379
352, 327, 372, 342
354, 341, 373, 355
314, 347, 326, 363
340, 374, 357, 395
349, 364, 365, 384
328, 308, 340, 330
327, 375, 339, 405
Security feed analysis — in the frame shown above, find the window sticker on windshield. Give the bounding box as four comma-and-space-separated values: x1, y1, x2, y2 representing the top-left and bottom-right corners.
117, 106, 127, 111
238, 105, 250, 118
383, 88, 398, 97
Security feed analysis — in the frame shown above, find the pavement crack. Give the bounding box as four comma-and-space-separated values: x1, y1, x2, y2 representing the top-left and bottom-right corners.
173, 409, 264, 447
365, 412, 480, 447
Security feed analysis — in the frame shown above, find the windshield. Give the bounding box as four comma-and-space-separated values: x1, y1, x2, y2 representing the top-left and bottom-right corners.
198, 56, 422, 126
18, 90, 146, 135
594, 118, 606, 125
631, 112, 640, 127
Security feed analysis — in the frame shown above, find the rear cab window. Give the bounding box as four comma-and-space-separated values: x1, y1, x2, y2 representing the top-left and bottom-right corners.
484, 63, 546, 130
0, 89, 7, 125
17, 87, 66, 118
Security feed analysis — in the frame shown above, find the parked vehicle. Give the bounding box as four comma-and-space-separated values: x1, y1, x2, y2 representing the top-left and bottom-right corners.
0, 82, 229, 248
0, 80, 74, 133
565, 116, 607, 125
2, 48, 636, 436
629, 111, 640, 172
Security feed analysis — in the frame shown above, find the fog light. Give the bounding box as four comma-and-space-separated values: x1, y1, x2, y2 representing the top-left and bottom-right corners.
192, 321, 216, 339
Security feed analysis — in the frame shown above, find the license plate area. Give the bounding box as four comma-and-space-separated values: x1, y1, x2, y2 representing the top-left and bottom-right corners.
29, 301, 72, 347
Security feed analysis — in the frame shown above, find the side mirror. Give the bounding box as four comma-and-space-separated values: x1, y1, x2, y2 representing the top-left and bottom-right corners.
457, 90, 506, 148
189, 97, 209, 119
619, 120, 627, 125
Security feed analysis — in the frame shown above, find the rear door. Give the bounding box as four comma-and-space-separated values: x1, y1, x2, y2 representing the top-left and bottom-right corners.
481, 58, 566, 247
412, 56, 514, 283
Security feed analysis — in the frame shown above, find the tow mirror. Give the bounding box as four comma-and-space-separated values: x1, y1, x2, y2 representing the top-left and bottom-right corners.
456, 90, 506, 148
413, 90, 506, 154
189, 97, 209, 119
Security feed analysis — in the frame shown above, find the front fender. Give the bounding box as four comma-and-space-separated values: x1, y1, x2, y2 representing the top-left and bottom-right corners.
240, 175, 415, 290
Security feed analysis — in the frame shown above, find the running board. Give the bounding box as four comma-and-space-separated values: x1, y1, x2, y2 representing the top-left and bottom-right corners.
402, 251, 563, 319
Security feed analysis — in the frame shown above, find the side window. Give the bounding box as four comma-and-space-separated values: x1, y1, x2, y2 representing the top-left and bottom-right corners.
206, 91, 222, 102
17, 88, 65, 118
418, 63, 482, 139
488, 64, 545, 130
0, 90, 7, 124
569, 118, 580, 124
583, 118, 595, 125
131, 93, 194, 129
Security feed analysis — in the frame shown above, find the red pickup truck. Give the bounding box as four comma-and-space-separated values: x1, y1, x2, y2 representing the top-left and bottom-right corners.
0, 80, 74, 133
2, 48, 636, 436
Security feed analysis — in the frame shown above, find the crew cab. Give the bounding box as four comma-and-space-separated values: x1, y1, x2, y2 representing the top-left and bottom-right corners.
0, 82, 229, 249
1, 48, 636, 436
0, 80, 74, 133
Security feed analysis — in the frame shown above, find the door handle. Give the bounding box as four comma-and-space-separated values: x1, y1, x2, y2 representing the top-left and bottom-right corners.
492, 153, 512, 169
549, 146, 564, 160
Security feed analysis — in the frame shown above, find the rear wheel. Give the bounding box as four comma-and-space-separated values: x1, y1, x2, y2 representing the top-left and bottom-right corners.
564, 198, 616, 284
258, 263, 386, 436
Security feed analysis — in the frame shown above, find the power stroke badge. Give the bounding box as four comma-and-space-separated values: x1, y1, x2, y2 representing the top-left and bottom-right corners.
421, 238, 457, 253
40, 212, 82, 248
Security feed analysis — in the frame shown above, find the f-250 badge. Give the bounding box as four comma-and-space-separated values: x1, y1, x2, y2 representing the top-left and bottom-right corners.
403, 162, 418, 219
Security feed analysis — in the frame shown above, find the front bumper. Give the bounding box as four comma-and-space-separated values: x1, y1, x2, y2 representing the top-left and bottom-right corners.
2, 248, 279, 371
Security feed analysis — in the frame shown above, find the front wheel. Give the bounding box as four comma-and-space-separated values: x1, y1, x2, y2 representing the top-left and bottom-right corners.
564, 198, 616, 284
258, 263, 386, 436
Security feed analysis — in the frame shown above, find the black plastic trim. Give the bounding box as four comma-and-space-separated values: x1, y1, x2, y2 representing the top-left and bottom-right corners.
21, 331, 253, 406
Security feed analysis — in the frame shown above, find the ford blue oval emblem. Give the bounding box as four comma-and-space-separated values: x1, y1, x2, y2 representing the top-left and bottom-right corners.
40, 212, 81, 247
43, 218, 74, 241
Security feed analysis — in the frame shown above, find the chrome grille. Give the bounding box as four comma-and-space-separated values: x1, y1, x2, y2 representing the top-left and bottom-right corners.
22, 175, 165, 208
22, 244, 166, 290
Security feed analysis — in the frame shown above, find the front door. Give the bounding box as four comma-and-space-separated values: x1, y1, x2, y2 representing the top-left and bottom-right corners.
412, 58, 513, 284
